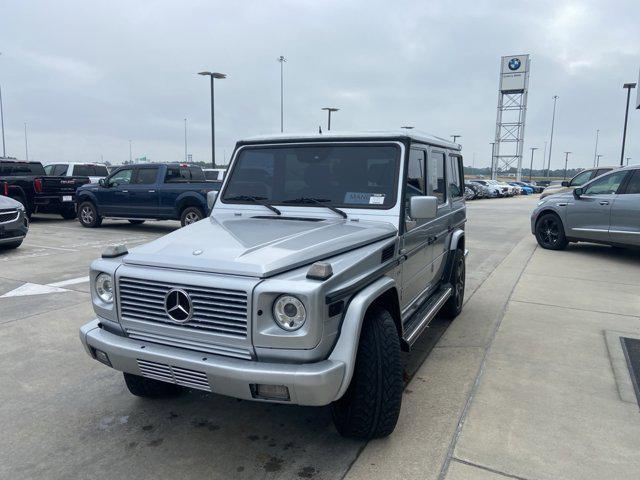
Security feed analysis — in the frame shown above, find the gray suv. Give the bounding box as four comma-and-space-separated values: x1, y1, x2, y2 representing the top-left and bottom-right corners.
79, 132, 467, 438
532, 166, 640, 249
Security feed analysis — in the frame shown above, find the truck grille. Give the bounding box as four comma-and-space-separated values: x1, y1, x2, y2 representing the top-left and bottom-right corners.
118, 277, 248, 338
137, 359, 211, 391
0, 209, 19, 224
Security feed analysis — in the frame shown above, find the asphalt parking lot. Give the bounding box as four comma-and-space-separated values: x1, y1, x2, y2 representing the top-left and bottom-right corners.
5, 195, 635, 480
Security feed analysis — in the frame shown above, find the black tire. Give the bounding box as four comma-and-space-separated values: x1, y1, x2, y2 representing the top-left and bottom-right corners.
123, 372, 184, 399
78, 201, 102, 228
535, 213, 568, 250
128, 220, 145, 225
180, 206, 204, 227
331, 307, 403, 439
0, 239, 23, 249
442, 248, 465, 319
60, 205, 77, 220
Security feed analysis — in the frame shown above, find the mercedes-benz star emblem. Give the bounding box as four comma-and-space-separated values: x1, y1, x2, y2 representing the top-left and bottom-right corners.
508, 58, 521, 71
164, 289, 193, 323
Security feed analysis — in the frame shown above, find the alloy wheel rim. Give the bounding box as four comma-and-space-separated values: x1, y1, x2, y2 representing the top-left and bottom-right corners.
81, 206, 94, 224
455, 257, 465, 308
185, 212, 199, 224
539, 218, 559, 246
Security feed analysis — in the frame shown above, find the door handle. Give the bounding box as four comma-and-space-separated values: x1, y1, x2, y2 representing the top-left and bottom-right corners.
599, 201, 609, 205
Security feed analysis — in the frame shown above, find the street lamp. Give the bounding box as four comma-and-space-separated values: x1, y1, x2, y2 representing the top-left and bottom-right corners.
596, 154, 603, 166
24, 122, 28, 161
322, 107, 339, 131
198, 71, 227, 168
620, 82, 636, 166
489, 142, 497, 179
528, 147, 538, 182
0, 52, 5, 157
547, 95, 559, 178
593, 129, 599, 167
451, 135, 461, 143
184, 118, 188, 163
626, 157, 632, 166
277, 56, 286, 133
563, 151, 571, 180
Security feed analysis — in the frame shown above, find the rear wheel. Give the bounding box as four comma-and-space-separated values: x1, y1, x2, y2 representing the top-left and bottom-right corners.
331, 307, 403, 439
78, 201, 102, 228
128, 220, 145, 225
442, 248, 465, 319
123, 373, 184, 399
180, 206, 204, 227
0, 239, 23, 249
535, 213, 568, 250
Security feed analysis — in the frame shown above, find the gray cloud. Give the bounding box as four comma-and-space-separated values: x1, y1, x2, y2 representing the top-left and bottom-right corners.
0, 0, 638, 169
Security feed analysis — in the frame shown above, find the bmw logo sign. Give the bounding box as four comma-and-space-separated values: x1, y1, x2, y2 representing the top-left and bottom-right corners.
508, 58, 521, 71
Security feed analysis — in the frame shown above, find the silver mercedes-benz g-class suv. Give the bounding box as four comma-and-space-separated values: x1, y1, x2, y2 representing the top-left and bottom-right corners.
80, 131, 467, 438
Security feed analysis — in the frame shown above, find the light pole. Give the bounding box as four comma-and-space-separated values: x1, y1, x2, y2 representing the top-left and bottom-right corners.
401, 126, 414, 130
184, 118, 188, 162
24, 123, 28, 161
198, 71, 227, 168
277, 56, 286, 133
528, 147, 538, 182
451, 134, 461, 143
620, 82, 636, 166
596, 154, 603, 166
563, 151, 571, 180
626, 157, 631, 166
592, 129, 599, 167
322, 107, 339, 131
0, 51, 5, 157
546, 95, 559, 178
129, 140, 132, 163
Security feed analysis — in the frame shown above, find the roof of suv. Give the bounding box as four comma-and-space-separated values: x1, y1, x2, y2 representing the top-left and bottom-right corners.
237, 130, 461, 151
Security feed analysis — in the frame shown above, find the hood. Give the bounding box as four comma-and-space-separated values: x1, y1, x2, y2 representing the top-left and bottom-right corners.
0, 195, 23, 209
123, 215, 397, 278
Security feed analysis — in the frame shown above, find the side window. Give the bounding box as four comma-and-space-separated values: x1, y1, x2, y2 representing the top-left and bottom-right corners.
109, 169, 133, 186
448, 155, 464, 199
133, 167, 159, 185
189, 167, 205, 181
165, 167, 190, 183
44, 165, 55, 175
622, 170, 640, 194
569, 170, 593, 187
583, 171, 628, 195
427, 151, 446, 204
405, 149, 426, 230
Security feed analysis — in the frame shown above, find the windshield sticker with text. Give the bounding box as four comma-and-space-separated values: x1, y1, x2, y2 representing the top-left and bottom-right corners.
344, 192, 385, 205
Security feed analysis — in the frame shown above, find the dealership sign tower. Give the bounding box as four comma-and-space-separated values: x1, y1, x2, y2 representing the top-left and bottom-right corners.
492, 55, 531, 181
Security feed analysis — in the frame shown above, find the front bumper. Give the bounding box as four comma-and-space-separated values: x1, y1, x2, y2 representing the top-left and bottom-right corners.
0, 210, 28, 243
80, 319, 346, 406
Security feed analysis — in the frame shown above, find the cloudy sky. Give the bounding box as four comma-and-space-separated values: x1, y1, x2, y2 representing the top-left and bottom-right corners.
0, 0, 638, 170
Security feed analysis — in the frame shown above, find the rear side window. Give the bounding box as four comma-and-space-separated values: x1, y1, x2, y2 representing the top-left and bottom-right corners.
133, 167, 159, 185
622, 170, 640, 194
165, 167, 192, 183
428, 151, 446, 204
52, 165, 68, 176
94, 165, 108, 176
204, 170, 218, 181
189, 167, 205, 181
448, 155, 464, 199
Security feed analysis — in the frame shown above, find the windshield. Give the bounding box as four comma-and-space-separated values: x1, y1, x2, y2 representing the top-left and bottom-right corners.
221, 144, 400, 209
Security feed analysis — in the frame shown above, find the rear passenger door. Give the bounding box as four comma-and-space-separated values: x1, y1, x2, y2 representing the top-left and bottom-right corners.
127, 167, 160, 218
609, 169, 640, 246
427, 149, 449, 280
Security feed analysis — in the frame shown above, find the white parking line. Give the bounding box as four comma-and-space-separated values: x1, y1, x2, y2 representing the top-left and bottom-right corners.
26, 244, 76, 252
48, 276, 90, 288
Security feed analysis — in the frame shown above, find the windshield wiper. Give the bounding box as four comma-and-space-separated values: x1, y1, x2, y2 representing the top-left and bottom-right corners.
225, 195, 281, 215
282, 197, 347, 219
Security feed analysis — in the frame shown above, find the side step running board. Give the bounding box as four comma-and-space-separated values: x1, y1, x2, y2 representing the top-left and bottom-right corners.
402, 285, 452, 348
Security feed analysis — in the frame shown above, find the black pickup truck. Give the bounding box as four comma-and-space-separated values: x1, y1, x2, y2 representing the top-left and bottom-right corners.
0, 159, 90, 218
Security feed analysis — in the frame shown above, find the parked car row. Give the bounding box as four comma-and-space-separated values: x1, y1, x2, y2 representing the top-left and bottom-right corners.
464, 179, 542, 200
1, 159, 223, 249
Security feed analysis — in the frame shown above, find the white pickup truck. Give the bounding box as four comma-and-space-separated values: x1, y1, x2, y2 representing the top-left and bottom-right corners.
44, 163, 109, 183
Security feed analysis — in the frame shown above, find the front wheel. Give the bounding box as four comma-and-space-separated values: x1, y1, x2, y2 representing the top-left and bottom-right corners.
535, 213, 568, 250
78, 201, 102, 228
180, 206, 204, 227
123, 373, 184, 399
442, 248, 465, 319
331, 307, 403, 439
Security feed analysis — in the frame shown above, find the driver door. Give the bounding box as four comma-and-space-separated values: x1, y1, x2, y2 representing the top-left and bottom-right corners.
100, 168, 133, 216
565, 170, 629, 241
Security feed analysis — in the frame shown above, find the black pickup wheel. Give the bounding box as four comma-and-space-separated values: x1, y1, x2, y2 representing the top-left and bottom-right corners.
331, 307, 403, 439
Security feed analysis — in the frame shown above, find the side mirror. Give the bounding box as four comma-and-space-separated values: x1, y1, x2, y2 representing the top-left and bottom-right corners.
561, 181, 569, 187
207, 190, 218, 210
573, 187, 583, 198
98, 178, 106, 187
409, 196, 438, 220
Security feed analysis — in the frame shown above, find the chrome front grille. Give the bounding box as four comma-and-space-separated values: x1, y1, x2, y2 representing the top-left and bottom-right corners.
126, 328, 253, 360
0, 209, 19, 224
118, 277, 248, 338
137, 359, 211, 391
